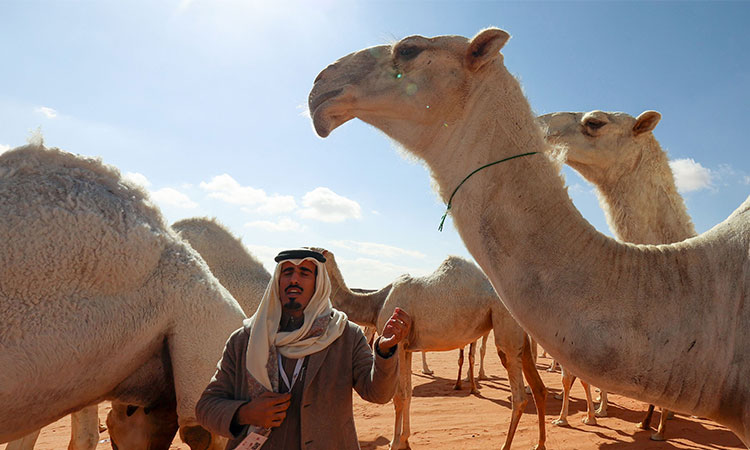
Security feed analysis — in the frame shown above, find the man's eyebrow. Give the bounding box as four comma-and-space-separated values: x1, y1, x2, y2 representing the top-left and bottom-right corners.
299, 267, 314, 273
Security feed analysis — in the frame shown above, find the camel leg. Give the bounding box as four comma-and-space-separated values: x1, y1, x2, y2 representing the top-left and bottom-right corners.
467, 340, 479, 394
597, 389, 609, 415
420, 351, 433, 375
5, 429, 41, 450
579, 379, 597, 425
454, 348, 465, 390
478, 332, 489, 379
521, 336, 547, 450
638, 404, 656, 430
547, 358, 558, 373
552, 366, 575, 427
650, 408, 669, 441
390, 350, 412, 450
498, 349, 529, 450
69, 405, 100, 450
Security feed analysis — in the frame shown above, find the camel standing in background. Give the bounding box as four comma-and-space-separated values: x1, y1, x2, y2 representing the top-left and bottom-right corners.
308, 28, 750, 447
173, 217, 270, 315
315, 247, 546, 450
539, 109, 696, 439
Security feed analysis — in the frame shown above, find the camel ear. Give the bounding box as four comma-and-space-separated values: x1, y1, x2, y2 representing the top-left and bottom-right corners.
466, 28, 510, 72
633, 111, 661, 136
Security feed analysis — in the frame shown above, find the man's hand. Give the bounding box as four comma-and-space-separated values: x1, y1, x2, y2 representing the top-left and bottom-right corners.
378, 307, 412, 352
235, 392, 292, 428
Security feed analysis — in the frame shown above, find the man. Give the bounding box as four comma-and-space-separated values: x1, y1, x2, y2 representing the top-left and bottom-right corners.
196, 248, 411, 450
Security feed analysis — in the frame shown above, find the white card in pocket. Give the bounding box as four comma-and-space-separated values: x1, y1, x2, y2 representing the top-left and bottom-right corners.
235, 431, 269, 450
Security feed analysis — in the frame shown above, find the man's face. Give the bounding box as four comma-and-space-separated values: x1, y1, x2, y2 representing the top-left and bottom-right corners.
278, 260, 317, 316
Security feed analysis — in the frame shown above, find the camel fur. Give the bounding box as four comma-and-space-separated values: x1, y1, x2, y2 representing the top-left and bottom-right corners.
539, 109, 696, 438
173, 217, 271, 316
308, 28, 750, 447
315, 248, 546, 450
0, 144, 245, 450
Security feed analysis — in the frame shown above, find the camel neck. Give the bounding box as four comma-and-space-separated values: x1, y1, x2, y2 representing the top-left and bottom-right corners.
417, 71, 739, 415
325, 256, 387, 327
591, 143, 696, 244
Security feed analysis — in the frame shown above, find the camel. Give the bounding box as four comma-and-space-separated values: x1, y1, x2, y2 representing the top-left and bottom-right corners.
308, 28, 750, 446
313, 247, 546, 450
539, 109, 696, 438
0, 143, 246, 450
10, 217, 270, 450
172, 217, 270, 316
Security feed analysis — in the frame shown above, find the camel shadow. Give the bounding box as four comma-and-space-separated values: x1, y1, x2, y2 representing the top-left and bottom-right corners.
594, 415, 744, 449
358, 435, 390, 450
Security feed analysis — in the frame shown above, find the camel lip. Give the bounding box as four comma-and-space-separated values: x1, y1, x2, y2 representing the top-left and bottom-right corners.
309, 87, 344, 116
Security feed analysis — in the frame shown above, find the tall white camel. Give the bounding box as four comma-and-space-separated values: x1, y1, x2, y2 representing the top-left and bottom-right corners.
308, 28, 750, 446
0, 144, 246, 450
539, 109, 696, 439
314, 248, 546, 450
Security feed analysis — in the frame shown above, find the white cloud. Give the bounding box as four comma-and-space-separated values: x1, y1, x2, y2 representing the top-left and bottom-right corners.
245, 217, 304, 232
35, 106, 58, 118
200, 174, 296, 214
151, 187, 198, 209
123, 172, 152, 188
0, 144, 10, 155
330, 240, 425, 259
669, 158, 713, 193
297, 187, 361, 223
744, 176, 750, 186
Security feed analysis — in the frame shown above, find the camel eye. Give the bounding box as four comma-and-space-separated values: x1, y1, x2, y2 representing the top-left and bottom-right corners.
584, 118, 607, 131
397, 45, 422, 60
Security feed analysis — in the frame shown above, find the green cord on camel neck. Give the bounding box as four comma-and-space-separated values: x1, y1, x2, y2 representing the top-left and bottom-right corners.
438, 152, 538, 232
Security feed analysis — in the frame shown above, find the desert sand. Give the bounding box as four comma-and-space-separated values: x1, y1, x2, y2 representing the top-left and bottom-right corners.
3, 337, 743, 450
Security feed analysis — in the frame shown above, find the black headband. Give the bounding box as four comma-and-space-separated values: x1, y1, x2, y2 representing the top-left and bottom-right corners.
274, 248, 327, 263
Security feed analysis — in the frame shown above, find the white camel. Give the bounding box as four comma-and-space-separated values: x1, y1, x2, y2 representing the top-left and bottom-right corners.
172, 217, 270, 316
0, 144, 246, 450
308, 28, 750, 447
314, 248, 546, 450
539, 109, 696, 439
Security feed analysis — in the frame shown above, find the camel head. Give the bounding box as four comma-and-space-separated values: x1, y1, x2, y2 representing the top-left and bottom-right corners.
309, 28, 511, 157
538, 110, 661, 183
106, 403, 178, 450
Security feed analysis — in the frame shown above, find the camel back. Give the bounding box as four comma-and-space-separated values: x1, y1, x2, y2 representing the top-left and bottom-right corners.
0, 144, 169, 302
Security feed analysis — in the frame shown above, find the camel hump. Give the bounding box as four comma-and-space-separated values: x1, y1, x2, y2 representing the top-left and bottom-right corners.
0, 144, 169, 300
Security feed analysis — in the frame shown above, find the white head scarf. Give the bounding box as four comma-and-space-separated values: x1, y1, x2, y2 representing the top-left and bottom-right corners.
245, 256, 348, 391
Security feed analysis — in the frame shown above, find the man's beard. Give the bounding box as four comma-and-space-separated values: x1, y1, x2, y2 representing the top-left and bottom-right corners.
284, 300, 303, 310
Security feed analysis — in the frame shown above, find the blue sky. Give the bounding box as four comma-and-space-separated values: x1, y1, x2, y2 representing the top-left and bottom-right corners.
1, 1, 748, 288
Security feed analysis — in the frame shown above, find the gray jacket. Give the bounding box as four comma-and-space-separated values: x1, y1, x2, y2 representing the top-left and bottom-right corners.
195, 319, 399, 450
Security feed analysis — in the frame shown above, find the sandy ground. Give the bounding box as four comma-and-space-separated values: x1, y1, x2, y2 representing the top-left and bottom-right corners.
4, 338, 744, 450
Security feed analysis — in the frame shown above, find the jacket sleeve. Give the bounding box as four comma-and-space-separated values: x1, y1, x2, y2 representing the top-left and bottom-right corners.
350, 326, 399, 404
195, 327, 249, 439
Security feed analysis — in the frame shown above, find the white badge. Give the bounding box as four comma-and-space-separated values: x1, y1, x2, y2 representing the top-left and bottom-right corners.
235, 431, 269, 450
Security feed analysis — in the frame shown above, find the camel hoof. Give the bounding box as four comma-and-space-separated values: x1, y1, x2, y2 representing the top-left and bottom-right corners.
98, 424, 108, 433
650, 433, 665, 441
533, 445, 546, 450
470, 388, 480, 395
453, 383, 462, 390
422, 369, 434, 375
582, 416, 597, 426
636, 421, 650, 431
551, 418, 569, 427
478, 371, 487, 379
595, 408, 607, 418
553, 393, 563, 400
